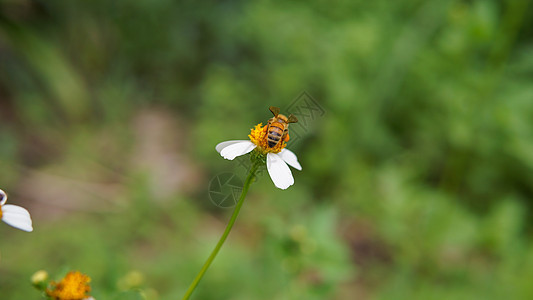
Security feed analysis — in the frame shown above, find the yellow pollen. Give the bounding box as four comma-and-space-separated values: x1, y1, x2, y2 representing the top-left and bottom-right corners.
46, 271, 91, 300
248, 123, 287, 154
0, 206, 2, 219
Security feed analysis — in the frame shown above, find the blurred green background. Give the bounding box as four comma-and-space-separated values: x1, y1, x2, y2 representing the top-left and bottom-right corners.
1, 0, 533, 299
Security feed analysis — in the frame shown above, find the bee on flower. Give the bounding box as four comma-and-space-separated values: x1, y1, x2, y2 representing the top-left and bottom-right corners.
0, 188, 33, 232
216, 106, 302, 189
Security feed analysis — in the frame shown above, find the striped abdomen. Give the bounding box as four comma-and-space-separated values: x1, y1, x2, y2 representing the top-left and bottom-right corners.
267, 120, 288, 148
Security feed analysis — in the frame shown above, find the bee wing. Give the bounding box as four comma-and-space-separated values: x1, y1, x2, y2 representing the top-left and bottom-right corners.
269, 106, 280, 116
287, 114, 298, 123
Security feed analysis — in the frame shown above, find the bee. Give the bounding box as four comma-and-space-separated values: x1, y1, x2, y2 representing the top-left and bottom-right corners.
267, 106, 298, 148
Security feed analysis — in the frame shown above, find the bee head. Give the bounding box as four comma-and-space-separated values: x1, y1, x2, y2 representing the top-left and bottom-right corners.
277, 114, 289, 123
268, 107, 297, 123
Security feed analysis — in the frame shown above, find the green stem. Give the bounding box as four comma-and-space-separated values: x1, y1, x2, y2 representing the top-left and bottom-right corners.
182, 164, 259, 300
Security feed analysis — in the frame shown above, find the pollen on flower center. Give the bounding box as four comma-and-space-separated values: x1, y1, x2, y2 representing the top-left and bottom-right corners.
248, 123, 287, 154
46, 271, 91, 300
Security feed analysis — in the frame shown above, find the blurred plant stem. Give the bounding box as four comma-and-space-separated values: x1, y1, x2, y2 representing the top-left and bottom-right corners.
182, 163, 259, 300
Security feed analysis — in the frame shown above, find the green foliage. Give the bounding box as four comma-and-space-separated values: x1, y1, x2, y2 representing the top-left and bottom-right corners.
1, 0, 533, 299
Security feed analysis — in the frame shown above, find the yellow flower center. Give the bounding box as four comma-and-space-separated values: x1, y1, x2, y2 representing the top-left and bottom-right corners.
46, 271, 91, 300
0, 206, 3, 219
248, 123, 288, 154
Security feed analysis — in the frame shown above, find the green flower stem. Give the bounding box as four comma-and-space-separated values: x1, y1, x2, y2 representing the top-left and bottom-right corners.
182, 163, 259, 300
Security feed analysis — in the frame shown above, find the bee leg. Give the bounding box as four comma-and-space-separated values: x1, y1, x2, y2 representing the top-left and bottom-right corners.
283, 133, 290, 142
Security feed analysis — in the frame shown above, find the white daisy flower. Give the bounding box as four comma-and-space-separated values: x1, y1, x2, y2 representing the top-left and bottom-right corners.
0, 188, 33, 232
216, 121, 302, 190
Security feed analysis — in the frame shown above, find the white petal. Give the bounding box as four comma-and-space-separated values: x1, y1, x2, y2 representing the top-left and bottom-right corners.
2, 204, 33, 232
215, 140, 248, 153
278, 149, 302, 170
2, 216, 33, 232
267, 153, 294, 189
219, 141, 256, 160
2, 204, 30, 217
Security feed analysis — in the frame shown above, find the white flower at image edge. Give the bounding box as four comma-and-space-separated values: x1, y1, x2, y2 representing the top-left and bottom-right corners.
0, 189, 33, 232
216, 140, 302, 190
